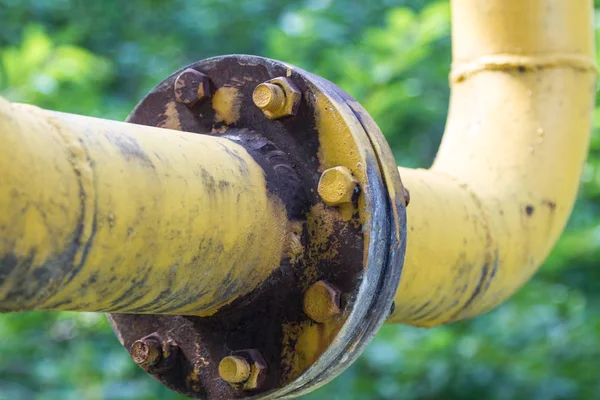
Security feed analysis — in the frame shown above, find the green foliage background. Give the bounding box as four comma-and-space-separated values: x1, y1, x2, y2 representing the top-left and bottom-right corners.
0, 1, 599, 399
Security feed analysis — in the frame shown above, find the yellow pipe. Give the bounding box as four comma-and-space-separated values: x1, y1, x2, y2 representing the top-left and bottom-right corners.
0, 97, 289, 315
388, 0, 597, 326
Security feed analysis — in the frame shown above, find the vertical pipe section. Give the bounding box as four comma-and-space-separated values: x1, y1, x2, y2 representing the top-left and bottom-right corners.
389, 0, 596, 326
0, 97, 288, 315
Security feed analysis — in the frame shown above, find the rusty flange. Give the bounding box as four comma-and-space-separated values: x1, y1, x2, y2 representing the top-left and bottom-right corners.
108, 55, 406, 399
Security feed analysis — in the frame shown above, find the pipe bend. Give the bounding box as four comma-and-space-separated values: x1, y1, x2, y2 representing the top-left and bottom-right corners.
388, 0, 596, 326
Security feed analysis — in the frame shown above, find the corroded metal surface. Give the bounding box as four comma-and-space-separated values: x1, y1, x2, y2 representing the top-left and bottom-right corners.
109, 55, 406, 399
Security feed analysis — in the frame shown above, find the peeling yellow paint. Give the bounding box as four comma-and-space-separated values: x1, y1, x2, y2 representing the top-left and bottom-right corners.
280, 318, 343, 382
158, 101, 182, 130
312, 91, 368, 223
212, 86, 242, 125
303, 204, 339, 287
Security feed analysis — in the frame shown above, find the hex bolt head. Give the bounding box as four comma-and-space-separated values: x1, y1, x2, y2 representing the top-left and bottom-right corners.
317, 166, 358, 206
253, 83, 286, 112
252, 77, 301, 119
303, 280, 342, 323
130, 338, 162, 367
174, 68, 211, 106
219, 355, 251, 384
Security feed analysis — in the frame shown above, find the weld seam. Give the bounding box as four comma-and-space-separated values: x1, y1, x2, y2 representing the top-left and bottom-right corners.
451, 53, 598, 83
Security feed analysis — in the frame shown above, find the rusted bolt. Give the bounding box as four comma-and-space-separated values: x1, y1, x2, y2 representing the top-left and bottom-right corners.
219, 355, 251, 384
317, 166, 358, 206
174, 68, 211, 106
303, 280, 342, 323
130, 337, 162, 367
253, 83, 285, 112
252, 77, 301, 119
220, 350, 267, 390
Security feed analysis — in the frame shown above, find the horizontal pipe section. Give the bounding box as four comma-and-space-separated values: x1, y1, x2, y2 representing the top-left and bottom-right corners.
388, 0, 596, 326
0, 97, 288, 315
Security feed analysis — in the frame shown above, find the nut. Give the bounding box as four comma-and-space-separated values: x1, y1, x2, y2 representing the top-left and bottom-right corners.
174, 68, 211, 106
303, 280, 342, 323
130, 337, 162, 367
252, 77, 301, 119
317, 166, 358, 206
219, 355, 251, 384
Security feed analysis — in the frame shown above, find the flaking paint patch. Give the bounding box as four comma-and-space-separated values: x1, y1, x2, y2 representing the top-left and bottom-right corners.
311, 90, 369, 223
213, 86, 242, 125
158, 101, 182, 130
303, 203, 339, 287
280, 319, 343, 383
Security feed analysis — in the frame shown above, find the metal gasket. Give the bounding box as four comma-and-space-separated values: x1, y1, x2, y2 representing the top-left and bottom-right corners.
108, 55, 406, 399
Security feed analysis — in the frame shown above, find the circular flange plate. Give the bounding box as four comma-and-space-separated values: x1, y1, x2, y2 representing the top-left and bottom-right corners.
108, 55, 406, 399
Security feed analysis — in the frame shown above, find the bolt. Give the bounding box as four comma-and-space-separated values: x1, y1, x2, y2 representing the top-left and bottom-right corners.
174, 68, 211, 106
130, 338, 162, 367
219, 355, 251, 384
253, 83, 286, 112
317, 166, 358, 206
303, 280, 342, 323
252, 77, 301, 119
219, 350, 267, 390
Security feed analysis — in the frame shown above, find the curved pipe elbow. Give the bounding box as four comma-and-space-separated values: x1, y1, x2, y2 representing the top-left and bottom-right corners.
389, 0, 596, 326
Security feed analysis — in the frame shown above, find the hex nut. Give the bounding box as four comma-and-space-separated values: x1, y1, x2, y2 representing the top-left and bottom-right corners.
252, 77, 301, 119
317, 166, 358, 206
243, 354, 267, 390
303, 280, 342, 323
174, 68, 211, 106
